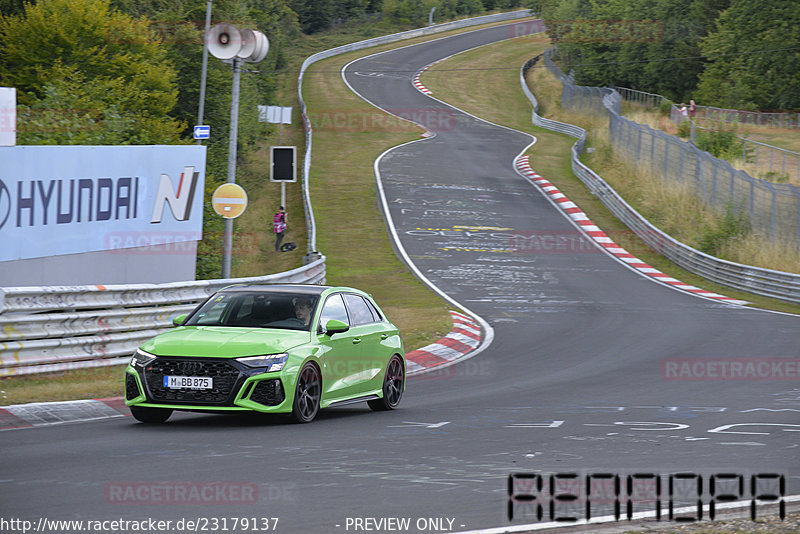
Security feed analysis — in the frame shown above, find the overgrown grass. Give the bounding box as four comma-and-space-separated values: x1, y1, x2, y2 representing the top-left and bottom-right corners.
617, 102, 800, 186
0, 367, 125, 406
423, 37, 800, 314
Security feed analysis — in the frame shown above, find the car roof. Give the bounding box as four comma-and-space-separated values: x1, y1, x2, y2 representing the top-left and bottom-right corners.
218, 284, 331, 296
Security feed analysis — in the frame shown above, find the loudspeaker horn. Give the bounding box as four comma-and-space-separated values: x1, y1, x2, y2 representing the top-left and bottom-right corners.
245, 31, 269, 63
208, 23, 242, 60
237, 29, 257, 60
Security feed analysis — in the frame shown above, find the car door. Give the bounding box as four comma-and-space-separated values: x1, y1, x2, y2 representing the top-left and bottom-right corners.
315, 292, 359, 400
340, 293, 386, 395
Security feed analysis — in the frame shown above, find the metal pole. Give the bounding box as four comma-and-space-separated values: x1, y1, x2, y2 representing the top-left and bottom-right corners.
278, 122, 286, 211
222, 57, 242, 279
196, 0, 213, 145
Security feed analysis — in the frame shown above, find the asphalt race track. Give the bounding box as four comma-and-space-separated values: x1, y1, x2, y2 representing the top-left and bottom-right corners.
2, 21, 800, 534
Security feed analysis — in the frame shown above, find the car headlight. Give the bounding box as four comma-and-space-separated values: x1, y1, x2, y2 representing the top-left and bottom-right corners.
236, 353, 288, 372
130, 348, 157, 368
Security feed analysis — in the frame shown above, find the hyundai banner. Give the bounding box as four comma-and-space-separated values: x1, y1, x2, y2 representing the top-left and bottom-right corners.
0, 145, 206, 262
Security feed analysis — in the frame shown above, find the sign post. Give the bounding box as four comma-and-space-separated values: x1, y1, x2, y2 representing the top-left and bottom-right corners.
193, 125, 210, 140
212, 183, 248, 219
207, 22, 269, 278
270, 146, 297, 208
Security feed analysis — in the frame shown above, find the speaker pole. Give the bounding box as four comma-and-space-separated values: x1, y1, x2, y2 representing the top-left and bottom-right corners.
222, 56, 242, 279
196, 0, 213, 146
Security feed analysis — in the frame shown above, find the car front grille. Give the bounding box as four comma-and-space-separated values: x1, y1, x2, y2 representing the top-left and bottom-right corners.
249, 379, 285, 406
143, 358, 242, 405
125, 373, 141, 400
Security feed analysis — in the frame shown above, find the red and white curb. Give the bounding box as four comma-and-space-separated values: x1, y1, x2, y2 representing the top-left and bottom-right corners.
0, 397, 129, 430
0, 313, 483, 429
413, 59, 445, 95
515, 155, 748, 306
406, 311, 482, 374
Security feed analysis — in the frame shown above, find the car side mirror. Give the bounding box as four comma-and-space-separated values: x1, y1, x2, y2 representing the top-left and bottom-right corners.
323, 319, 349, 336
172, 314, 187, 327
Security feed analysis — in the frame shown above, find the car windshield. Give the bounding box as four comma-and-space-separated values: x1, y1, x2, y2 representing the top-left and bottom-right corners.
185, 292, 319, 331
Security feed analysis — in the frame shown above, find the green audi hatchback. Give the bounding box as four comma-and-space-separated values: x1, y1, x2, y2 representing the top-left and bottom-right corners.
125, 284, 405, 423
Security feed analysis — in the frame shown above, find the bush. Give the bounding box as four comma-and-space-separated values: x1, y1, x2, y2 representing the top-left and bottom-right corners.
695, 124, 743, 160
677, 120, 691, 138
760, 171, 790, 183
659, 99, 673, 116
698, 204, 750, 256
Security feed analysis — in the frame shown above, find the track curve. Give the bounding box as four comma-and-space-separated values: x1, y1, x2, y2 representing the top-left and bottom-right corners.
2, 21, 799, 534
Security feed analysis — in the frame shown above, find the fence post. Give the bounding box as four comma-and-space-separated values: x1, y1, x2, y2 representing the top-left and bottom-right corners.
769, 182, 777, 242
770, 146, 774, 173
651, 128, 656, 173
797, 190, 800, 245
696, 151, 707, 202
637, 126, 643, 162
708, 155, 716, 205
729, 163, 734, 206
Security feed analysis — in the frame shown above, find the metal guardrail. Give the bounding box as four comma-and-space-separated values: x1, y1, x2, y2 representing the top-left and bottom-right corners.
297, 9, 533, 254
0, 258, 326, 376
522, 53, 800, 304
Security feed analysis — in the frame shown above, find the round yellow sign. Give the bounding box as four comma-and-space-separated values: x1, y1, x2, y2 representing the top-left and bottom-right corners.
212, 183, 248, 219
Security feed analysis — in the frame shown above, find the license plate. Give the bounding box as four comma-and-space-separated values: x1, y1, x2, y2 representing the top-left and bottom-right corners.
163, 376, 213, 389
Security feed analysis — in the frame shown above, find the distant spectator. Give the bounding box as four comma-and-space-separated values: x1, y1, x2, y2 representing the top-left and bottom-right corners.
679, 103, 688, 119
688, 99, 697, 119
273, 206, 287, 252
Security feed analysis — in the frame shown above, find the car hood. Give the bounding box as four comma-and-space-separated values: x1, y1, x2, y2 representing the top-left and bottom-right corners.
142, 326, 311, 358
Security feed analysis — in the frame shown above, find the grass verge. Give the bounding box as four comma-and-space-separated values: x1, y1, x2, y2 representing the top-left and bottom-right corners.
422, 37, 800, 315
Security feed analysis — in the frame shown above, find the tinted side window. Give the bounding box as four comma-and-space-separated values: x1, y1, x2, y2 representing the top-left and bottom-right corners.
319, 294, 349, 328
343, 294, 375, 326
365, 298, 382, 322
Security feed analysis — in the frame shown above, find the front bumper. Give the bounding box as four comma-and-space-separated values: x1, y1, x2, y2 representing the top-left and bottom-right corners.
125, 356, 293, 414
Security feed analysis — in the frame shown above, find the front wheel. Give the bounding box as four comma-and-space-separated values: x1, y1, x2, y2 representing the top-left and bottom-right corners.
292, 363, 321, 423
368, 355, 404, 411
130, 405, 172, 424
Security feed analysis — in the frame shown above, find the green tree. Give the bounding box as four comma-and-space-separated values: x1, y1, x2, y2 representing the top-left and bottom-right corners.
541, 0, 730, 103
0, 0, 25, 16
17, 65, 184, 144
0, 0, 184, 142
696, 0, 800, 109
290, 0, 336, 32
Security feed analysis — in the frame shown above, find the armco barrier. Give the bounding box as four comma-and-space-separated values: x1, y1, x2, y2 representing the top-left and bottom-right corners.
297, 9, 533, 254
521, 54, 800, 304
0, 257, 326, 376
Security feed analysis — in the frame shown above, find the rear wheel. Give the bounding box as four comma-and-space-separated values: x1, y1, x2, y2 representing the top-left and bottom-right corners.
292, 363, 321, 423
130, 405, 172, 423
368, 355, 404, 411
